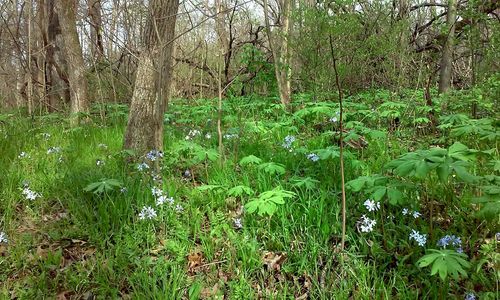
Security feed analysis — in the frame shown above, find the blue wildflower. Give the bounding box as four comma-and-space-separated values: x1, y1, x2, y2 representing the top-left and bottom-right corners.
282, 135, 296, 151
437, 235, 462, 252
409, 230, 427, 246
146, 150, 163, 161
306, 153, 320, 162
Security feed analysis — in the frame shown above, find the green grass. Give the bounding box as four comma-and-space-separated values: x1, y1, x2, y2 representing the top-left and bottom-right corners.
0, 91, 498, 299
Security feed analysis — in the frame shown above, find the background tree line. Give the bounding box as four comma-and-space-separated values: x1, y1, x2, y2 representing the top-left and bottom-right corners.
0, 0, 498, 117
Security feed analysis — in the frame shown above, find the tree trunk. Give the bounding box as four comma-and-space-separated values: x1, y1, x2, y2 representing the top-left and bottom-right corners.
56, 0, 90, 124
438, 0, 456, 94
263, 0, 292, 108
123, 0, 180, 155
87, 0, 105, 63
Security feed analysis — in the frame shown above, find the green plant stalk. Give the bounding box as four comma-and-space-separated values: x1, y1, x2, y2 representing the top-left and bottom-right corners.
329, 33, 346, 251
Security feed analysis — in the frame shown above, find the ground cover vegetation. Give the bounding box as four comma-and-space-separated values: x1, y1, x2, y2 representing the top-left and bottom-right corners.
0, 0, 499, 299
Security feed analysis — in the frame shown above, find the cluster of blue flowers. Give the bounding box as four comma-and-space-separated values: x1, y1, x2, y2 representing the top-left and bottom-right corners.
464, 292, 476, 300
282, 135, 296, 151
146, 150, 163, 161
224, 133, 239, 140
329, 112, 340, 123
437, 235, 463, 253
137, 162, 150, 171
409, 229, 427, 246
306, 153, 319, 162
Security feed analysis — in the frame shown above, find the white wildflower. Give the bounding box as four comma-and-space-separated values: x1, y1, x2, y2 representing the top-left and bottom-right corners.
151, 187, 163, 198
174, 204, 184, 212
22, 187, 41, 201
0, 231, 8, 244
18, 152, 30, 159
363, 199, 380, 212
234, 218, 243, 229
138, 206, 157, 220
47, 146, 61, 154
185, 129, 201, 140
358, 215, 376, 233
156, 195, 174, 206
224, 133, 238, 140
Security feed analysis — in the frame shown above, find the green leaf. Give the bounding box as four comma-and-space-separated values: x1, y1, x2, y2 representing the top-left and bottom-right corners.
196, 184, 225, 192
290, 176, 319, 190
436, 164, 451, 182
244, 187, 295, 217
372, 187, 387, 201
83, 178, 123, 194
387, 187, 403, 205
239, 155, 262, 166
227, 185, 254, 197
415, 161, 431, 178
258, 162, 286, 176
395, 161, 415, 177
418, 249, 470, 282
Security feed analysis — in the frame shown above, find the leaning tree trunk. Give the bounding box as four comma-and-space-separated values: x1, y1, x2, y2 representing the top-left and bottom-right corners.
56, 0, 90, 125
123, 0, 180, 155
438, 0, 457, 94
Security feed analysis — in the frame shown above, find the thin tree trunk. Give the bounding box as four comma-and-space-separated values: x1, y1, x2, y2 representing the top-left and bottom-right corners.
329, 34, 346, 252
263, 0, 291, 108
56, 0, 90, 125
123, 0, 180, 155
87, 0, 105, 63
438, 0, 456, 94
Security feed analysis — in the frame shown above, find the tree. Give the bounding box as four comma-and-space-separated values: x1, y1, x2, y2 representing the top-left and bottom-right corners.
263, 0, 292, 108
123, 0, 180, 155
438, 0, 457, 94
87, 0, 105, 63
55, 0, 90, 124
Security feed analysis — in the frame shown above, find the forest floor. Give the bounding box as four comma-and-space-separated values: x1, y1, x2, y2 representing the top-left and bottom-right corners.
0, 91, 498, 299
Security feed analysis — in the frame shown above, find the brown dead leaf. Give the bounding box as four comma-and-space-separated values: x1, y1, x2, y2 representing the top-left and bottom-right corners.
200, 283, 221, 299
36, 244, 51, 259
294, 273, 312, 300
42, 211, 69, 222
187, 251, 203, 274
150, 239, 166, 256
56, 290, 74, 300
262, 251, 287, 272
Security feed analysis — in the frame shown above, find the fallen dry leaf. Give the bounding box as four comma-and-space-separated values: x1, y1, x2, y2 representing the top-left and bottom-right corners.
200, 283, 222, 299
294, 273, 312, 300
187, 251, 203, 274
262, 251, 287, 272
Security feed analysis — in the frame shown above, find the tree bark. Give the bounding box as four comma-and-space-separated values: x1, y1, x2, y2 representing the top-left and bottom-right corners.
263, 0, 292, 108
438, 0, 456, 94
123, 0, 180, 155
55, 0, 90, 124
87, 0, 105, 62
